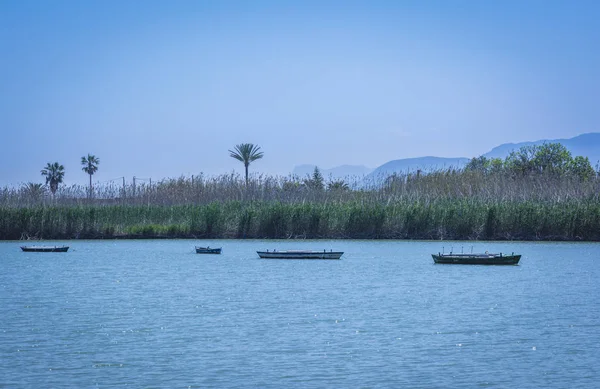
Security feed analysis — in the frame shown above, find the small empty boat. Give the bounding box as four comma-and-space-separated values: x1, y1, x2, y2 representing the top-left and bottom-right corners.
195, 246, 222, 254
20, 246, 69, 253
257, 250, 343, 260
432, 252, 520, 265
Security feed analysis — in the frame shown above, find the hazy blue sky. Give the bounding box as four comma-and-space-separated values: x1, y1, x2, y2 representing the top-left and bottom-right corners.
1, 0, 599, 186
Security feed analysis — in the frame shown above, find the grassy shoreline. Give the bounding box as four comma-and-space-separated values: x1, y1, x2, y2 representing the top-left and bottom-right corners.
3, 168, 600, 241
2, 199, 599, 241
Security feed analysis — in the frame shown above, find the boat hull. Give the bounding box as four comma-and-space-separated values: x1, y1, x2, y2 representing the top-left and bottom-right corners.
432, 253, 520, 265
20, 246, 69, 253
195, 247, 222, 254
257, 251, 343, 260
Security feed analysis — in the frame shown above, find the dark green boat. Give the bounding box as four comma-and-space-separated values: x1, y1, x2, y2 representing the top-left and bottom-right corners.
21, 245, 69, 252
432, 252, 520, 265
195, 246, 222, 254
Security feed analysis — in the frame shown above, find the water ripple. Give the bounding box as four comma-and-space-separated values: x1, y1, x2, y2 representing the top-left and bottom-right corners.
1, 240, 599, 388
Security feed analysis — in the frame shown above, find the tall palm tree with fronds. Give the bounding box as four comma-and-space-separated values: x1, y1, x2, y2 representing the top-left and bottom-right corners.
229, 143, 264, 185
41, 162, 65, 195
81, 154, 100, 198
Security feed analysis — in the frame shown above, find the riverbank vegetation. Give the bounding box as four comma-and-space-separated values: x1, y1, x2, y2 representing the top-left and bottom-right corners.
2, 143, 599, 241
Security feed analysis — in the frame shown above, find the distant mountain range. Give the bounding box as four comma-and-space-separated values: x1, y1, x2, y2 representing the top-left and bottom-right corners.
365, 156, 469, 181
293, 133, 600, 181
483, 133, 600, 167
292, 164, 374, 179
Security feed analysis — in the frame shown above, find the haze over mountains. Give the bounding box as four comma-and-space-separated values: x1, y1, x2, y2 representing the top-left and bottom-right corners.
293, 133, 600, 180
483, 133, 600, 166
292, 164, 375, 179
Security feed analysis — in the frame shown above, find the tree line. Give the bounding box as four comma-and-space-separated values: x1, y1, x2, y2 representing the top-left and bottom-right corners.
463, 143, 596, 180
3, 140, 599, 241
22, 142, 600, 202
33, 143, 264, 198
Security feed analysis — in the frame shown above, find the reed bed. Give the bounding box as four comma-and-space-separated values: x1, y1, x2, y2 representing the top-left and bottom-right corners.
2, 171, 599, 241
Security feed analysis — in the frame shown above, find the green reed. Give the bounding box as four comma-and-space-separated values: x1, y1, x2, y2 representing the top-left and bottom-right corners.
2, 198, 599, 241
1, 170, 599, 240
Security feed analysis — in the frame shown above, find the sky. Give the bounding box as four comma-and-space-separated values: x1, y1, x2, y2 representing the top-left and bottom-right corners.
1, 0, 599, 186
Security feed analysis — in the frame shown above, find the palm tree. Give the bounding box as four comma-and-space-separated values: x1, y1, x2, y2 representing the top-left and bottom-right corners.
21, 182, 47, 202
81, 154, 100, 197
229, 143, 264, 185
327, 179, 350, 191
41, 162, 65, 195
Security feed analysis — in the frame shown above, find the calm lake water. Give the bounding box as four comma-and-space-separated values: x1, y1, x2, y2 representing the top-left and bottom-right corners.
1, 239, 599, 388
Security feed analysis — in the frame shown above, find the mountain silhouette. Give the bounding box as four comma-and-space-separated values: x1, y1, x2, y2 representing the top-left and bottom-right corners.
292, 133, 600, 184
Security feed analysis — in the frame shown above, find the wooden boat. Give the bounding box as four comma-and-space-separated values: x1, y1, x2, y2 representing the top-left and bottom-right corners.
432, 252, 520, 265
257, 250, 343, 260
195, 246, 222, 254
20, 246, 69, 253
